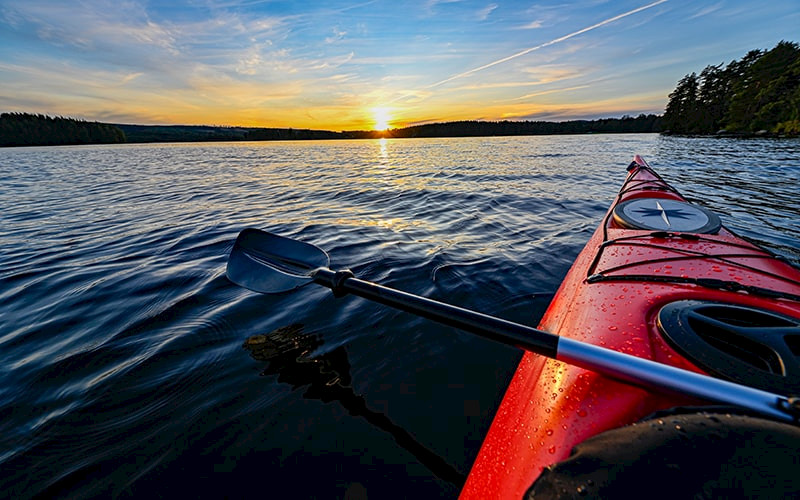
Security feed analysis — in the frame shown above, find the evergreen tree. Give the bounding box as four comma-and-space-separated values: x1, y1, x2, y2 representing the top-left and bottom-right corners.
664, 41, 800, 135
0, 113, 127, 146
696, 64, 730, 133
726, 43, 799, 132
663, 73, 699, 133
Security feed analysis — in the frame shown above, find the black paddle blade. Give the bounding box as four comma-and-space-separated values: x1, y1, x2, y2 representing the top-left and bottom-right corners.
226, 228, 331, 293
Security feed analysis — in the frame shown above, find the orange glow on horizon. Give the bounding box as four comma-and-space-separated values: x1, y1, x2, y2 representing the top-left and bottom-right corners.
40, 90, 664, 132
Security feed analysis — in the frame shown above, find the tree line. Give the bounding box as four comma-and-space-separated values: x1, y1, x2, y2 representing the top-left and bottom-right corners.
118, 124, 343, 142
2, 113, 662, 147
663, 40, 800, 135
1, 113, 126, 146
346, 114, 661, 139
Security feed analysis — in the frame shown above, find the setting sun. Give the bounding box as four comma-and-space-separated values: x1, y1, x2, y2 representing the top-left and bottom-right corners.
373, 107, 391, 131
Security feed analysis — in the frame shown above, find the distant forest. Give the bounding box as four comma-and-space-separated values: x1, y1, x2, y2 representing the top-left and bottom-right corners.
118, 114, 662, 141
1, 113, 125, 146
663, 41, 800, 135
1, 113, 661, 147
349, 114, 661, 139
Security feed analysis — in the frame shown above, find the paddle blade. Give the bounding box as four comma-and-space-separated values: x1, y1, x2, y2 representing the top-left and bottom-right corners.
226, 228, 330, 293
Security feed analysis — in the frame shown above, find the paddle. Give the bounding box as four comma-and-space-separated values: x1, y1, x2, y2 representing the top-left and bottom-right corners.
226, 228, 799, 424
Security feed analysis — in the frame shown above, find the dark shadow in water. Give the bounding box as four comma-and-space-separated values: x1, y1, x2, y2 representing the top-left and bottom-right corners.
242, 324, 466, 487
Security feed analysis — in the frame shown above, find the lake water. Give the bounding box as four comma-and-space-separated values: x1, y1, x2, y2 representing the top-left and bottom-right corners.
2, 134, 799, 498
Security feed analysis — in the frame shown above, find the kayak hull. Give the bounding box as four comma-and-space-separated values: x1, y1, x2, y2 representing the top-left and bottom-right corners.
461, 156, 800, 499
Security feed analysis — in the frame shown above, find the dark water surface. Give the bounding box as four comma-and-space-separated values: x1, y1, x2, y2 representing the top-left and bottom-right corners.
2, 135, 799, 498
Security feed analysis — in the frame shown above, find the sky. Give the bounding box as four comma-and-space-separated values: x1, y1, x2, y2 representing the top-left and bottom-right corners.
0, 1, 798, 131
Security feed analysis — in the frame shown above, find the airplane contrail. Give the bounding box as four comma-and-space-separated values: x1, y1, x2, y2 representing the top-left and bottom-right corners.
427, 0, 668, 89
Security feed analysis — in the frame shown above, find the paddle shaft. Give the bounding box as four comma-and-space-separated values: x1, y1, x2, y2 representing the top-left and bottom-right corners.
312, 268, 798, 424
315, 268, 559, 357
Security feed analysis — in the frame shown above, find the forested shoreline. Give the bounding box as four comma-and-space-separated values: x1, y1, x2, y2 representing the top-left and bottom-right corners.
1, 113, 661, 147
1, 113, 126, 146
662, 41, 799, 135
348, 114, 661, 139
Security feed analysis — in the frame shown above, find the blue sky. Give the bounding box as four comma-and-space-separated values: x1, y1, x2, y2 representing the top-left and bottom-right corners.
1, 0, 797, 130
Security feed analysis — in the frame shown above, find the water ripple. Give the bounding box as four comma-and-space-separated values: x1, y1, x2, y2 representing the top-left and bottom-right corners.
0, 136, 798, 498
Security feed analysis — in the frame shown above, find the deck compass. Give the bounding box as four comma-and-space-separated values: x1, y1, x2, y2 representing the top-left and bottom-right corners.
612, 197, 722, 234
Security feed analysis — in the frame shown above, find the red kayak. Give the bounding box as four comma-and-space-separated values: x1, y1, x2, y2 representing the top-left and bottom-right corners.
461, 156, 800, 498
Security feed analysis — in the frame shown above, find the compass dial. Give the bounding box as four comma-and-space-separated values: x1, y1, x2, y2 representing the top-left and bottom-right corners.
612, 198, 721, 234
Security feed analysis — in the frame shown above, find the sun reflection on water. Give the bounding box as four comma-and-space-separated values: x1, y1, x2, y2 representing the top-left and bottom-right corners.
378, 137, 388, 159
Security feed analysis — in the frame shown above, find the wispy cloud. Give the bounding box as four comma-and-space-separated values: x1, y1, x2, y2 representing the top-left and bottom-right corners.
120, 72, 144, 85
477, 3, 498, 21
2, 1, 289, 68
426, 0, 462, 8
310, 52, 355, 70
4, 1, 176, 53
454, 66, 583, 91
689, 1, 724, 20
516, 20, 545, 29
325, 27, 348, 44
427, 0, 669, 89
423, 0, 463, 16
512, 84, 590, 101
496, 91, 666, 121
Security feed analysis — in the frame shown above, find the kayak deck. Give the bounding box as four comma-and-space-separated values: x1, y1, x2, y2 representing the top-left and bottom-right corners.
460, 156, 800, 499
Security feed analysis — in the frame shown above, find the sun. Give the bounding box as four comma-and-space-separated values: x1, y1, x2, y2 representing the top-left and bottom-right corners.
372, 107, 391, 131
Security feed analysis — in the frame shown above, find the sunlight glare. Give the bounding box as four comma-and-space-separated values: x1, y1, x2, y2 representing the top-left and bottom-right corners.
373, 107, 391, 131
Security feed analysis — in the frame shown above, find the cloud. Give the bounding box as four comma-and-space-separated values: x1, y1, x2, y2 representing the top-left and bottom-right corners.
325, 27, 348, 44
494, 91, 665, 121
1, 1, 289, 71
688, 2, 724, 20
310, 52, 355, 70
235, 46, 266, 75
120, 72, 144, 85
426, 0, 669, 89
0, 1, 352, 125
511, 84, 590, 101
4, 1, 176, 52
423, 0, 463, 16
0, 0, 334, 107
521, 65, 584, 83
517, 20, 545, 29
477, 3, 498, 21
426, 0, 462, 8
454, 66, 583, 91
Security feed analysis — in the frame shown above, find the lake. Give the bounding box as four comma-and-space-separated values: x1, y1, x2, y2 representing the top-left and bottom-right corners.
1, 134, 799, 498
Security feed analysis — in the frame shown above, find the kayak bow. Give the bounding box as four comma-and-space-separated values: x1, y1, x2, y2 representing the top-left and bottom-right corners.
460, 155, 800, 498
